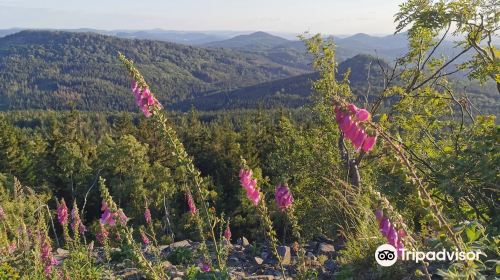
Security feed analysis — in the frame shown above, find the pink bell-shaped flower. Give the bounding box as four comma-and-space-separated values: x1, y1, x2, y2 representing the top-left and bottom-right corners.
57, 200, 69, 226
239, 168, 261, 206
345, 124, 359, 140
116, 209, 128, 226
144, 208, 152, 224
199, 261, 211, 272
140, 230, 150, 245
355, 109, 370, 122
362, 135, 377, 152
379, 218, 391, 237
186, 192, 198, 215
275, 184, 294, 211
347, 103, 359, 114
353, 129, 367, 149
387, 226, 399, 246
339, 115, 353, 132
247, 188, 261, 206
224, 224, 232, 241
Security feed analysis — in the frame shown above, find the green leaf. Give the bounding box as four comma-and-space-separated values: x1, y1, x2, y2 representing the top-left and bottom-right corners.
465, 227, 480, 242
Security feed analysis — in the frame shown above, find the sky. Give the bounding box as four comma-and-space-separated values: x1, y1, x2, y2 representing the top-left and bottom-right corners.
0, 0, 403, 35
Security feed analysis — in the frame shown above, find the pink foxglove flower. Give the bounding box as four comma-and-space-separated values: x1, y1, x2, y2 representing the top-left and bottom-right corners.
130, 80, 161, 118
247, 189, 261, 206
7, 242, 16, 253
116, 209, 128, 226
339, 115, 353, 132
335, 103, 377, 153
96, 224, 109, 245
186, 192, 198, 215
71, 206, 86, 234
353, 129, 367, 150
0, 206, 5, 220
57, 200, 69, 226
362, 135, 377, 152
100, 202, 116, 226
347, 103, 359, 113
239, 168, 261, 206
275, 184, 294, 211
346, 125, 360, 141
140, 230, 150, 245
355, 109, 370, 122
144, 208, 152, 224
377, 212, 406, 252
199, 261, 211, 273
79, 223, 87, 234
40, 238, 58, 276
379, 218, 391, 237
387, 226, 398, 246
224, 224, 232, 241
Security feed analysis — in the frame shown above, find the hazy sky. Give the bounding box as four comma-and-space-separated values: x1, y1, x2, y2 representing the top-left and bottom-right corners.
0, 0, 403, 35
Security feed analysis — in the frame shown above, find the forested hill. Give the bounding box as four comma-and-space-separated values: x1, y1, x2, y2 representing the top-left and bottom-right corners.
0, 30, 310, 111
0, 31, 497, 114
175, 53, 499, 113
174, 54, 387, 111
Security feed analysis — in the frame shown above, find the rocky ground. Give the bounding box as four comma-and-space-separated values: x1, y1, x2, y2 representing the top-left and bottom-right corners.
53, 236, 340, 279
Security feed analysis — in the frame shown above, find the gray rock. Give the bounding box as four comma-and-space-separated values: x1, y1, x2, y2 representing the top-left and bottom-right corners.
263, 268, 281, 276
56, 248, 69, 256
234, 244, 243, 251
277, 246, 291, 265
158, 245, 169, 251
317, 243, 335, 255
306, 251, 317, 263
162, 260, 173, 269
54, 248, 69, 262
173, 271, 184, 277
325, 259, 335, 271
119, 268, 145, 280
243, 276, 274, 280
170, 240, 191, 248
254, 256, 264, 265
261, 251, 269, 260
232, 250, 246, 260
307, 241, 318, 251
228, 257, 240, 266
161, 240, 192, 255
238, 236, 250, 247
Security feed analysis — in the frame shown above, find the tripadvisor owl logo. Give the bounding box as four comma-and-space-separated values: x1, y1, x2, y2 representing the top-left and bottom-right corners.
375, 243, 483, 267
375, 244, 398, 266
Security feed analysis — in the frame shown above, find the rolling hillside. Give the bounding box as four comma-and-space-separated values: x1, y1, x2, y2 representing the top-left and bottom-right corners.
0, 31, 496, 114
202, 31, 291, 50
174, 54, 388, 111
0, 30, 310, 111
174, 54, 499, 114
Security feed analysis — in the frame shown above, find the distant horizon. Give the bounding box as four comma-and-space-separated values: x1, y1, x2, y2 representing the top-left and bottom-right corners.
0, 27, 398, 40
0, 0, 402, 35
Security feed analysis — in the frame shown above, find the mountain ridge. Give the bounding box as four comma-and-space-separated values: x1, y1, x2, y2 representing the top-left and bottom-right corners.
0, 30, 310, 111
